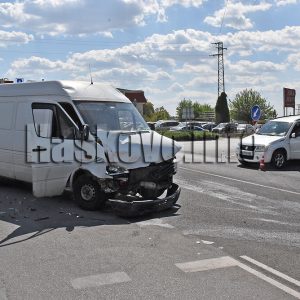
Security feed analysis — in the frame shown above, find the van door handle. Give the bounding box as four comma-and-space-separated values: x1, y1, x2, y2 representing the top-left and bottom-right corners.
32, 146, 47, 152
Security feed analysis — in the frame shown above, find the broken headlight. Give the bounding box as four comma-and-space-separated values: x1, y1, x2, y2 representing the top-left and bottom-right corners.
106, 164, 129, 176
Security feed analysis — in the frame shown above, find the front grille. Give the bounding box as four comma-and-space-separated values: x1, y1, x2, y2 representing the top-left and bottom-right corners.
240, 154, 254, 159
129, 161, 175, 184
241, 145, 255, 151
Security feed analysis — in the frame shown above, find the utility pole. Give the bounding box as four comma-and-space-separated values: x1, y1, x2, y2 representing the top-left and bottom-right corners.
210, 42, 227, 97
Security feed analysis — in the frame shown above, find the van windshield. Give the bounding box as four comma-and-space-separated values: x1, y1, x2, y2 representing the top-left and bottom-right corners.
257, 121, 292, 136
74, 101, 149, 133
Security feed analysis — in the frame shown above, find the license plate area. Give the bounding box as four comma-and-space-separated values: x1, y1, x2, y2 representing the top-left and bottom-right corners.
242, 150, 253, 156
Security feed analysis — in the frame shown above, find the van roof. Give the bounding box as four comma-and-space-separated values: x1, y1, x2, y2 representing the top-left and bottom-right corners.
273, 115, 300, 123
0, 80, 131, 103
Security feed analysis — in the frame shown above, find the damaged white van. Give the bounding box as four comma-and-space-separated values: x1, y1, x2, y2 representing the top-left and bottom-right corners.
0, 81, 181, 217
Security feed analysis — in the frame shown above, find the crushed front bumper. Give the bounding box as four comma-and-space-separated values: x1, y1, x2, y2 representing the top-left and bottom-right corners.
108, 183, 181, 218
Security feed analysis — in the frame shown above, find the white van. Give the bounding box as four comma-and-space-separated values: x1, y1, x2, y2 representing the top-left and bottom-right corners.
236, 115, 300, 168
0, 81, 181, 216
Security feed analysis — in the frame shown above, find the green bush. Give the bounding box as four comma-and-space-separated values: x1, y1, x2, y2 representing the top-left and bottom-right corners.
160, 130, 218, 141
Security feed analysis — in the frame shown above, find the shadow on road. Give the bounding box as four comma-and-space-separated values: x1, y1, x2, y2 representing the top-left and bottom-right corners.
0, 179, 180, 248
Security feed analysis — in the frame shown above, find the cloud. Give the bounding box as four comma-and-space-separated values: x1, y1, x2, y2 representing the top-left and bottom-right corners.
275, 0, 298, 6
6, 25, 300, 114
228, 60, 286, 74
0, 30, 34, 47
287, 53, 300, 71
6, 56, 81, 79
0, 0, 207, 36
204, 1, 272, 30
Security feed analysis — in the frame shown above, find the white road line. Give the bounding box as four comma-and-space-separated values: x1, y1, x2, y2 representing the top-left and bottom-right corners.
176, 256, 300, 299
240, 255, 300, 287
0, 289, 7, 300
136, 218, 174, 229
179, 166, 300, 196
71, 272, 131, 289
237, 262, 300, 299
175, 256, 238, 273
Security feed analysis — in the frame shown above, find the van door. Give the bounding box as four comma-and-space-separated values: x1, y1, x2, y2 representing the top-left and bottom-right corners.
14, 102, 34, 182
0, 101, 15, 179
290, 122, 300, 159
29, 103, 81, 197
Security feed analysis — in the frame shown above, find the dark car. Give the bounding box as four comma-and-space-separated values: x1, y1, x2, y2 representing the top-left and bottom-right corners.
202, 123, 217, 131
170, 125, 208, 132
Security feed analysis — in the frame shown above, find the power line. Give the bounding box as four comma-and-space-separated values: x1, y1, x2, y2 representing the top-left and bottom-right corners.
219, 0, 229, 34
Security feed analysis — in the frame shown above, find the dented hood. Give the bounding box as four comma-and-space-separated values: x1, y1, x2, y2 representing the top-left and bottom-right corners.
96, 130, 181, 169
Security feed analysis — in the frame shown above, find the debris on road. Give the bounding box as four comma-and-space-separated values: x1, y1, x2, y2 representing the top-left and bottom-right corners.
34, 217, 50, 222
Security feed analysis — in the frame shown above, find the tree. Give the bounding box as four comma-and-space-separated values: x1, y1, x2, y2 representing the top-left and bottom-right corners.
176, 99, 214, 120
215, 92, 230, 123
176, 99, 193, 121
230, 89, 276, 123
193, 102, 214, 119
143, 101, 155, 121
153, 106, 170, 121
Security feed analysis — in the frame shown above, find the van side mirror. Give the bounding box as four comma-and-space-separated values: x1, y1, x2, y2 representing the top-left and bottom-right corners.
80, 124, 90, 141
291, 132, 296, 139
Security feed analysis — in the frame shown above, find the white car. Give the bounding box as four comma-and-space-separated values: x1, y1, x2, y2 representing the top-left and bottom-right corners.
236, 115, 300, 168
236, 124, 255, 135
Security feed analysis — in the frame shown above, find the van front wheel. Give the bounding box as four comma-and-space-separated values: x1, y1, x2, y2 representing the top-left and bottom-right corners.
73, 175, 106, 210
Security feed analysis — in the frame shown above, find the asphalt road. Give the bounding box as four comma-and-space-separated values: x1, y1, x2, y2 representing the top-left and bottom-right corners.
0, 138, 299, 299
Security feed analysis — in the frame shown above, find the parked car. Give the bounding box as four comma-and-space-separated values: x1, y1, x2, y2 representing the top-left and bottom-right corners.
170, 125, 207, 131
155, 120, 181, 130
202, 123, 217, 131
212, 123, 236, 134
186, 121, 207, 127
236, 115, 300, 168
236, 124, 255, 135
0, 80, 181, 216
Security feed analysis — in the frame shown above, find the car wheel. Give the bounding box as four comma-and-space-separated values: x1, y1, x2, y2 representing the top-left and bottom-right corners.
73, 174, 107, 210
271, 150, 287, 169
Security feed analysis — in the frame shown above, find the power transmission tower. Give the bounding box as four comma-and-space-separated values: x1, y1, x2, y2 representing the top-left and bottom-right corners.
210, 42, 227, 97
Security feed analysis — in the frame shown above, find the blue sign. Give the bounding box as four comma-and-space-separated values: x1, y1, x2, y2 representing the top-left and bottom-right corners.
251, 105, 261, 121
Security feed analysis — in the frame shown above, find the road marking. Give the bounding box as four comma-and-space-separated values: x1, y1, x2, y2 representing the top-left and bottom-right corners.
176, 256, 300, 299
0, 289, 7, 300
136, 218, 174, 229
175, 256, 238, 273
179, 166, 300, 196
71, 272, 131, 289
240, 255, 300, 287
237, 262, 300, 299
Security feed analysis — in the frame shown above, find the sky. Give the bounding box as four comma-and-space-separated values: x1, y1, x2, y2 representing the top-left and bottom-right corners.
1, 0, 300, 116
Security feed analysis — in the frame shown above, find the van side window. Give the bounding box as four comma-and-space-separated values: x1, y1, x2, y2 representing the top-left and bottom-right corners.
32, 103, 76, 139
59, 102, 82, 128
57, 109, 76, 139
32, 106, 58, 138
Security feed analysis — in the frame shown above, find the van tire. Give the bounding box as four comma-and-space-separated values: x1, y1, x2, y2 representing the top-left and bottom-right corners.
73, 174, 106, 210
271, 150, 287, 169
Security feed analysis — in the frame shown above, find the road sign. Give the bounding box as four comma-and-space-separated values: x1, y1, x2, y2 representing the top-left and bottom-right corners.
251, 105, 261, 121
283, 88, 296, 108
182, 107, 194, 119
